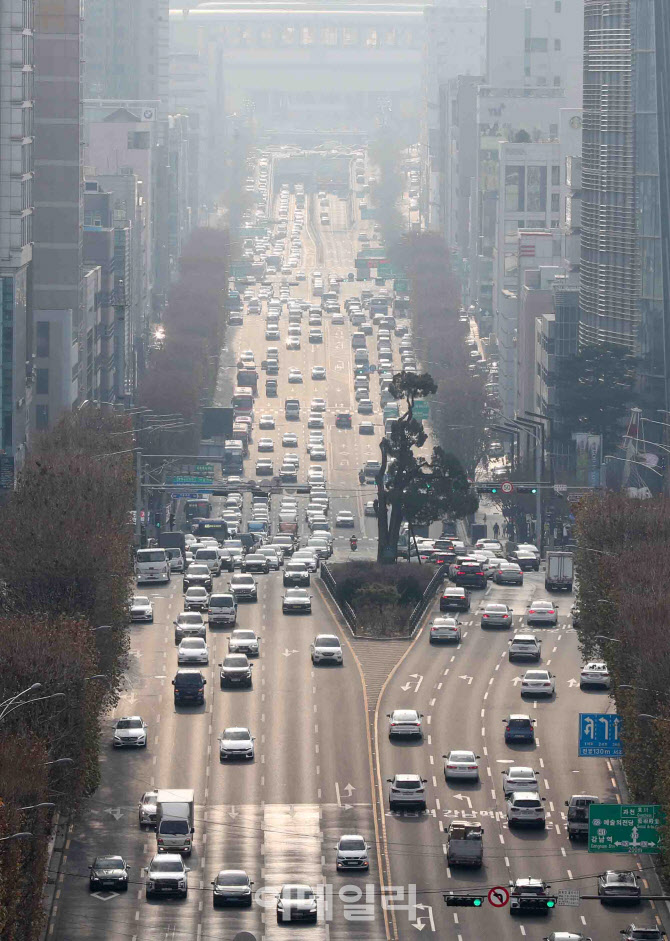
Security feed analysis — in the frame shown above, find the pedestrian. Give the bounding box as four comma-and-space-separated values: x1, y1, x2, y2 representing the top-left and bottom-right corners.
493, 522, 500, 540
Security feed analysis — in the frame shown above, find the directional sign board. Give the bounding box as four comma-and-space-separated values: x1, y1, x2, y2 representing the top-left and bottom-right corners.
166, 475, 213, 486
588, 803, 663, 854
579, 713, 623, 757
413, 401, 429, 420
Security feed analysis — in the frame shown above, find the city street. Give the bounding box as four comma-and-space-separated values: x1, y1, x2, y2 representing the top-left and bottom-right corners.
46, 182, 666, 941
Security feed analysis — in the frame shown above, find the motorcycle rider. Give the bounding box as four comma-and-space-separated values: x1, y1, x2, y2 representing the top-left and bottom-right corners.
350, 535, 358, 551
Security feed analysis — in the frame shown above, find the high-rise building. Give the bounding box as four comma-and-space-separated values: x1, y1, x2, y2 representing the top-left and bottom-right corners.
31, 0, 84, 432
579, 0, 667, 413
0, 0, 34, 473
83, 0, 169, 112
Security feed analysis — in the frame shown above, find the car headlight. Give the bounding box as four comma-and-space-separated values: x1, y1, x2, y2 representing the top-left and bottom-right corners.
178, 879, 186, 889
277, 900, 284, 910
149, 880, 156, 888
309, 901, 317, 911
114, 735, 122, 742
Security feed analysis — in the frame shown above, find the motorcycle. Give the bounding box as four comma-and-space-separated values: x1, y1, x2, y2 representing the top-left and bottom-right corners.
350, 536, 358, 551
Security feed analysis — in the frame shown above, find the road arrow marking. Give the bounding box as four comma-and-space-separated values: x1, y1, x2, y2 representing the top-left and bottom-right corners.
335, 782, 353, 810
282, 649, 299, 657
400, 683, 412, 691
567, 678, 579, 687
410, 673, 424, 693
512, 676, 522, 685
458, 675, 473, 685
92, 891, 120, 901
343, 783, 355, 796
228, 806, 239, 819
453, 794, 473, 810
105, 807, 124, 821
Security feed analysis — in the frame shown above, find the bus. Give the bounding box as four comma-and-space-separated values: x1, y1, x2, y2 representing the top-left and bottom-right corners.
232, 386, 254, 415
191, 518, 229, 543
185, 499, 211, 522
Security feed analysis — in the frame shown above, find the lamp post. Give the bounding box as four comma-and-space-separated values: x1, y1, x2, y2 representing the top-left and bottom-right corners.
19, 803, 56, 812
0, 692, 66, 724
44, 758, 73, 768
0, 832, 32, 844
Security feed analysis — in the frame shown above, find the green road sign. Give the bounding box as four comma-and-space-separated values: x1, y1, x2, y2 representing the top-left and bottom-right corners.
195, 464, 215, 477
588, 803, 663, 854
166, 475, 213, 486
413, 401, 429, 420
394, 278, 409, 292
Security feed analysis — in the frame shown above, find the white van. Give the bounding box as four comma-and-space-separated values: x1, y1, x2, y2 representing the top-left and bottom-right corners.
135, 548, 171, 584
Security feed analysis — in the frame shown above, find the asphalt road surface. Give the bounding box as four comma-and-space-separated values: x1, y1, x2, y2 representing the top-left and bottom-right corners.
46, 177, 667, 941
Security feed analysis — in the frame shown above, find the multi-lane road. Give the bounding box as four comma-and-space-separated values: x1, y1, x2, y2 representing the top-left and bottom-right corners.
46, 174, 666, 941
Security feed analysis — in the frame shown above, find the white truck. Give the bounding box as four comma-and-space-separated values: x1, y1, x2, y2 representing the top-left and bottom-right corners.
156, 789, 195, 855
544, 551, 573, 592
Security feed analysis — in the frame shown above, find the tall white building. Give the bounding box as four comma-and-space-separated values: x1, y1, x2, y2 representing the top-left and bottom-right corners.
0, 0, 34, 473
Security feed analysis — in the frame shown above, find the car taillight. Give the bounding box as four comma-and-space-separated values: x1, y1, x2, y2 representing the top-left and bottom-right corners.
467, 765, 477, 770
482, 614, 489, 618
506, 726, 511, 731
158, 838, 164, 845
447, 764, 457, 770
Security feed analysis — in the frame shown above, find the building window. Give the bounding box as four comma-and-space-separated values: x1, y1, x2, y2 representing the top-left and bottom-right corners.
551, 192, 560, 213
35, 368, 49, 395
127, 131, 150, 150
554, 39, 561, 50
36, 321, 50, 357
549, 123, 558, 138
526, 166, 547, 212
525, 38, 548, 53
553, 75, 561, 86
35, 404, 49, 430
505, 166, 525, 212
551, 165, 560, 186
555, 0, 562, 10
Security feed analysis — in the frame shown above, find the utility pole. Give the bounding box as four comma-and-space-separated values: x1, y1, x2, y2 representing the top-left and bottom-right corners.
134, 448, 143, 547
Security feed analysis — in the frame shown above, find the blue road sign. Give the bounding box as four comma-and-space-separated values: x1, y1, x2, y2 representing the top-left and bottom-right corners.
171, 492, 212, 499
579, 713, 623, 758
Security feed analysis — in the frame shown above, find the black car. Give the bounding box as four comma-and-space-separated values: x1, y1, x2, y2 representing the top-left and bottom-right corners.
172, 669, 207, 704
211, 869, 254, 908
509, 550, 540, 572
452, 562, 487, 589
335, 412, 352, 429
440, 587, 470, 612
503, 714, 536, 744
89, 856, 130, 892
183, 564, 212, 592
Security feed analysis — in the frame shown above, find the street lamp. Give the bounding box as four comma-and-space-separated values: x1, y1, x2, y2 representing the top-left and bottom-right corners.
0, 832, 32, 844
84, 675, 108, 682
0, 683, 42, 715
0, 692, 66, 723
44, 758, 73, 767
565, 545, 615, 557
639, 714, 670, 723
19, 803, 56, 812
595, 634, 621, 644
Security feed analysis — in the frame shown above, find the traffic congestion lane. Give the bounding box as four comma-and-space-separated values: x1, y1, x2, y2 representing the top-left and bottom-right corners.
378, 570, 661, 940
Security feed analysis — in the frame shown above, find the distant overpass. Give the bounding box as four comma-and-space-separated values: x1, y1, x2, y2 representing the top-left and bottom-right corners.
169, 0, 427, 132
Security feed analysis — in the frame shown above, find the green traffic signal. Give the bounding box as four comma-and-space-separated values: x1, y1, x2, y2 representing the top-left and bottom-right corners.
545, 899, 555, 908
473, 897, 483, 907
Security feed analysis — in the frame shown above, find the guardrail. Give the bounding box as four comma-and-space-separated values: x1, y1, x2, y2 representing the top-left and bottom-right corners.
320, 562, 358, 633
408, 563, 448, 636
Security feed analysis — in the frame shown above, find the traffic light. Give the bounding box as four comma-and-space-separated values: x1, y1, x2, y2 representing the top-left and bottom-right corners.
544, 898, 556, 909
476, 483, 498, 494
517, 486, 538, 494
444, 895, 484, 907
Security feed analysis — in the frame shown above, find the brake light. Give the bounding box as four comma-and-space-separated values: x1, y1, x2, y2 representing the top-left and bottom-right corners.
482, 614, 489, 618
467, 765, 477, 770
506, 726, 511, 731
447, 765, 457, 770
158, 838, 164, 845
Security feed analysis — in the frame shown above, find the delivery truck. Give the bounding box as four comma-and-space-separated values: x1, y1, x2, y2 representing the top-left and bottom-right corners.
158, 532, 186, 555
445, 821, 484, 867
545, 550, 574, 592
156, 788, 195, 855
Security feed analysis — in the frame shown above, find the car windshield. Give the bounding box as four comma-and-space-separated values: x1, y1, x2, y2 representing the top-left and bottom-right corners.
233, 577, 254, 585
450, 751, 474, 761
235, 631, 255, 640
176, 673, 203, 685
160, 820, 189, 835
187, 588, 207, 596
287, 589, 308, 598
179, 614, 202, 624
514, 884, 543, 895
133, 597, 149, 605
180, 639, 204, 649
393, 710, 418, 721
210, 596, 233, 607
509, 718, 531, 728
95, 856, 123, 868
224, 657, 247, 667
487, 605, 508, 613
316, 637, 340, 647
217, 872, 248, 886
151, 859, 184, 873
137, 551, 165, 563
117, 718, 142, 729
282, 887, 314, 900
339, 838, 365, 851
513, 798, 540, 807
510, 768, 534, 778
224, 730, 250, 741
525, 671, 548, 680
395, 780, 421, 790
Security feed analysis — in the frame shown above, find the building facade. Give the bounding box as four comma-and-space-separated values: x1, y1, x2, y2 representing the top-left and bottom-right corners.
31, 0, 84, 431
0, 0, 34, 471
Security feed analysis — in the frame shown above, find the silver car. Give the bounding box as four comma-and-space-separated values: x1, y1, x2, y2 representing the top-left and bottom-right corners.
311, 634, 343, 665
228, 629, 260, 657
219, 727, 255, 760
526, 600, 558, 626
429, 617, 461, 643
387, 774, 427, 811
481, 603, 513, 628
130, 595, 153, 622
502, 766, 540, 797
336, 834, 369, 871
508, 633, 541, 662
443, 749, 480, 781
387, 709, 423, 738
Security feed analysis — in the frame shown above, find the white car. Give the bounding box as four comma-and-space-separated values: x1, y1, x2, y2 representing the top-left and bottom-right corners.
286, 337, 300, 350
282, 588, 312, 613
387, 774, 427, 811
308, 468, 325, 483
429, 617, 461, 643
288, 369, 303, 383
130, 595, 154, 622
336, 510, 355, 528
443, 750, 480, 781
282, 433, 298, 447
311, 634, 343, 665
310, 398, 326, 412
219, 727, 255, 760
312, 366, 326, 380
336, 834, 369, 870
276, 884, 318, 924
507, 791, 546, 828
310, 447, 327, 461
113, 716, 147, 748
521, 669, 556, 697
257, 437, 274, 452
580, 662, 611, 689
308, 413, 324, 429
259, 414, 275, 430
184, 586, 209, 611
502, 766, 540, 797
228, 629, 260, 657
177, 637, 209, 665
387, 709, 423, 738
